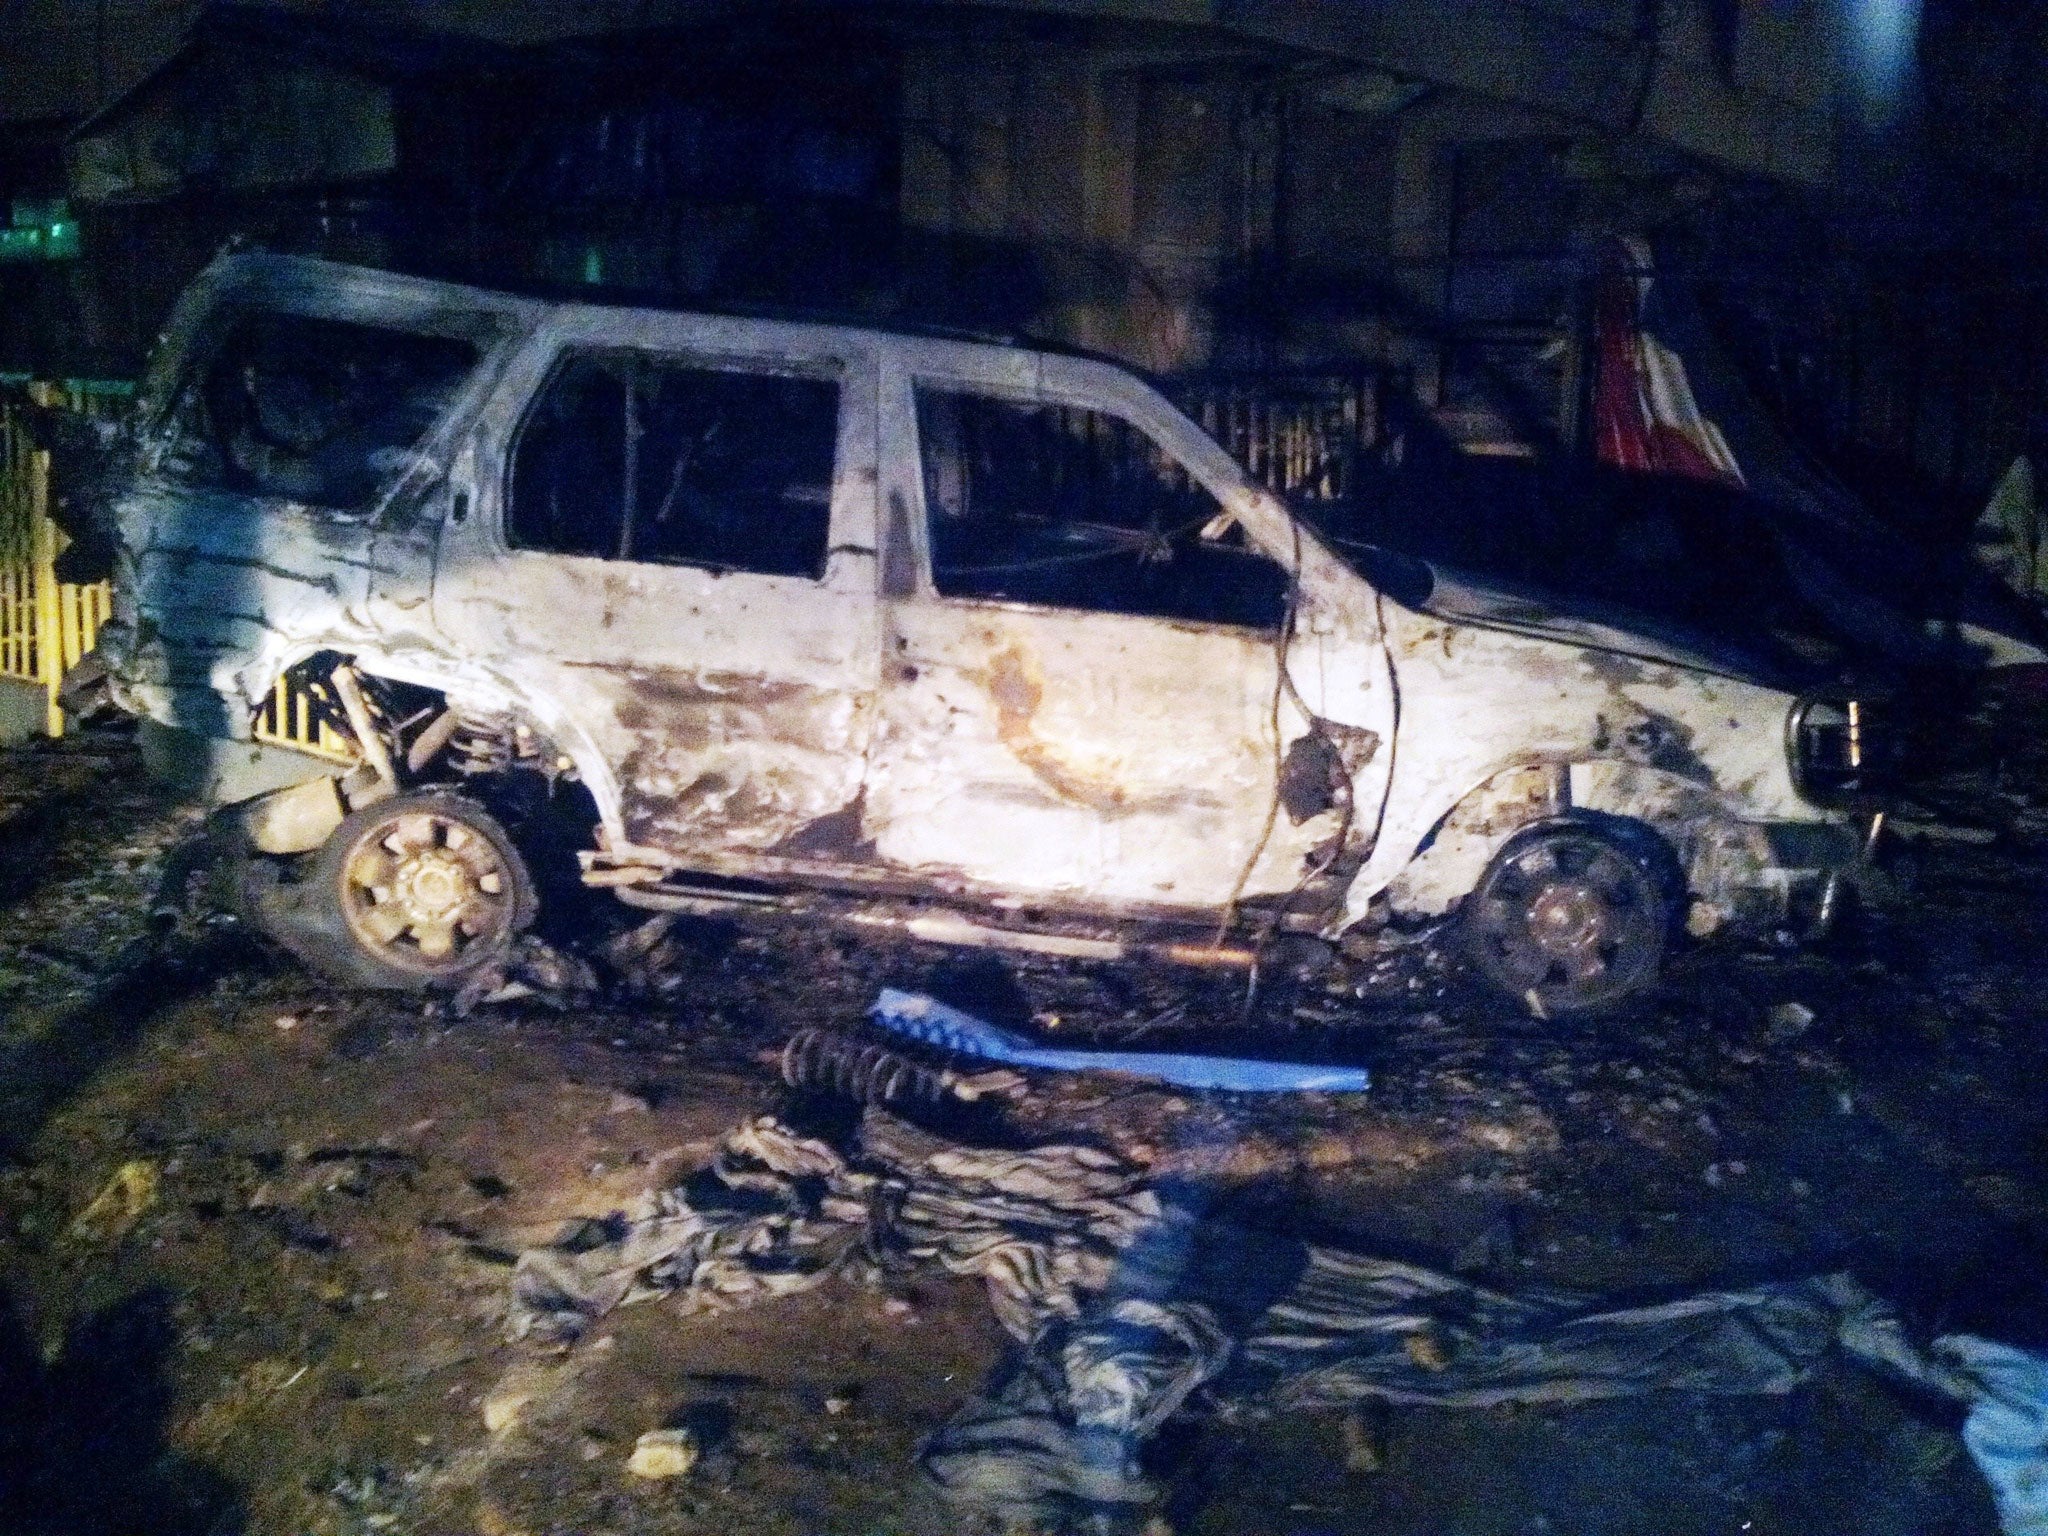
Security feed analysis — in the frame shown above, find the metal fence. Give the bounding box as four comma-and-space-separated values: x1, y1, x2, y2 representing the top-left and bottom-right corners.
253, 667, 355, 761
0, 387, 114, 737
1177, 371, 1383, 505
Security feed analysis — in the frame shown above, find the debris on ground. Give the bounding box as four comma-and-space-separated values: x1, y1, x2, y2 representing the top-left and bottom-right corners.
1953, 1336, 2048, 1536
600, 913, 697, 1000
446, 935, 599, 1017
625, 1427, 699, 1480
870, 988, 1372, 1092
781, 1026, 1026, 1108
3, 709, 2048, 1534
507, 1108, 2048, 1532
67, 1158, 159, 1241
1340, 1408, 1386, 1473
480, 1358, 579, 1436
1767, 1001, 1817, 1039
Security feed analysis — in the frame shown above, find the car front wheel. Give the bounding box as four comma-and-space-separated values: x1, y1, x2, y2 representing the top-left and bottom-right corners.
1460, 816, 1676, 1017
251, 791, 536, 991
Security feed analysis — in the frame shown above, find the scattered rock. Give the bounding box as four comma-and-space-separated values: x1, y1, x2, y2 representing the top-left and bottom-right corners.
1341, 1409, 1386, 1473
481, 1383, 533, 1436
1767, 1001, 1816, 1040
626, 1427, 699, 1480
481, 1360, 578, 1435
69, 1159, 159, 1241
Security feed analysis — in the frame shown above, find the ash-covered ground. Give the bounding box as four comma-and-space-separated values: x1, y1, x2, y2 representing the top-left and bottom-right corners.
0, 687, 2044, 1536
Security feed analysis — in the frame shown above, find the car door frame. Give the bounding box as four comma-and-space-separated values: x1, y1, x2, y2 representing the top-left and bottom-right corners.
863, 339, 1397, 921
431, 305, 886, 871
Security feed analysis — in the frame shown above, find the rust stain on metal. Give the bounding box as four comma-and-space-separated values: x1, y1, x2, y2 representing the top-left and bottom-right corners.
977, 645, 1191, 817
770, 790, 877, 860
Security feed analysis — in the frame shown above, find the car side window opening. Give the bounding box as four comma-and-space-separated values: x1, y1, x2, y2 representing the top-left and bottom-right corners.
162, 311, 481, 511
507, 350, 838, 579
914, 385, 1289, 631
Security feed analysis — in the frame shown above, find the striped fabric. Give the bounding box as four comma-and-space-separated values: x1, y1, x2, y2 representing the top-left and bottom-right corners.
507, 1109, 2032, 1532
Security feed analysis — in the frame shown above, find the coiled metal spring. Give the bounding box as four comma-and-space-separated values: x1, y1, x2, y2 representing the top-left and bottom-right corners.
781, 1028, 957, 1109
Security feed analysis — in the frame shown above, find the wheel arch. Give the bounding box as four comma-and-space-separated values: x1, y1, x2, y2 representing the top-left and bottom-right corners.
237, 647, 626, 841
1369, 758, 1721, 924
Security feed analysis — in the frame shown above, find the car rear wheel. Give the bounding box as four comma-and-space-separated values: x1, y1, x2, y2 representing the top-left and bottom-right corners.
1461, 817, 1676, 1017
250, 791, 536, 991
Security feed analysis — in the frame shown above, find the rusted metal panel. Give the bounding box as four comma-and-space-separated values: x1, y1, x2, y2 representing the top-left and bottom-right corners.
858, 349, 1396, 916
869, 604, 1304, 907
427, 303, 884, 861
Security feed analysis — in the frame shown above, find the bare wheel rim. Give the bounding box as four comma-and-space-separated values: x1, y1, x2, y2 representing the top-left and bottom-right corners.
1470, 832, 1661, 999
337, 809, 515, 971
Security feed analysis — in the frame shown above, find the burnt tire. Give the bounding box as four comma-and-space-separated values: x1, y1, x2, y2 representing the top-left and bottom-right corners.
248, 791, 536, 991
1460, 815, 1678, 1018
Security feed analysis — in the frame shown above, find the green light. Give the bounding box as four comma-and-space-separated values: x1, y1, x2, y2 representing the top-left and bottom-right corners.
9, 198, 65, 230
0, 200, 80, 262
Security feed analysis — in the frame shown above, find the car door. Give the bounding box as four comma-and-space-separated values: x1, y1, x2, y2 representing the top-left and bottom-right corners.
862, 353, 1391, 916
432, 311, 882, 865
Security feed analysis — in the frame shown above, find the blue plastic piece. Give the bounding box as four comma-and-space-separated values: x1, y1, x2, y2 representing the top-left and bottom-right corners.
869, 988, 1369, 1093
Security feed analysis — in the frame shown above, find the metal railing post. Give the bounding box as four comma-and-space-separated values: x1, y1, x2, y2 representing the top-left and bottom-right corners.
30, 446, 62, 737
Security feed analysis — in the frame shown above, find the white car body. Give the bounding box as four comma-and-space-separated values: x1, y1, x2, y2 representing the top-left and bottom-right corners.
98, 255, 1865, 962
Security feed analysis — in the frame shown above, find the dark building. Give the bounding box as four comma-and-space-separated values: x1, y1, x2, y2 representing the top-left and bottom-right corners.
1, 0, 2041, 533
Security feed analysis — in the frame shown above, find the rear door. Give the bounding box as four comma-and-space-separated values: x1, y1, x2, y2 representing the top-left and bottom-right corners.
433, 311, 882, 864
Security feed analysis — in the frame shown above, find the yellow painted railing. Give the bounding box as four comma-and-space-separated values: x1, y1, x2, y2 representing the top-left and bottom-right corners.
252, 669, 355, 761
0, 393, 112, 736
0, 384, 349, 758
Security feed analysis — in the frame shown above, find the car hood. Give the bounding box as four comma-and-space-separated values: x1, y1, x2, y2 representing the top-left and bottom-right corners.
1344, 543, 1799, 689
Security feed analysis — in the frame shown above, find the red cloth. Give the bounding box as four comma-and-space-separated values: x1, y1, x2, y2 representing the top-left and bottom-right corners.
1591, 241, 1744, 488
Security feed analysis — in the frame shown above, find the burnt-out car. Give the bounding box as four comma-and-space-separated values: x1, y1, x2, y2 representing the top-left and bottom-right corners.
90, 254, 1878, 1013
